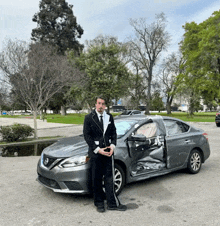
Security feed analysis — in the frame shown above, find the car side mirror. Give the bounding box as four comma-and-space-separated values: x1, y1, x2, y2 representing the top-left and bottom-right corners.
127, 134, 147, 142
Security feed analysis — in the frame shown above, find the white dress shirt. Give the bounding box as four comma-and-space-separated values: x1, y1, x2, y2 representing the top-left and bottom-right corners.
94, 110, 115, 154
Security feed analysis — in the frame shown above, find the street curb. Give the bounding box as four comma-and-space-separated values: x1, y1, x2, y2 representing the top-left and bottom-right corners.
37, 125, 82, 130
0, 137, 63, 147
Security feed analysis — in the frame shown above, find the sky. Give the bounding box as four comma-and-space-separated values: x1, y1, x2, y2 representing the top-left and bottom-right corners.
1, 0, 220, 54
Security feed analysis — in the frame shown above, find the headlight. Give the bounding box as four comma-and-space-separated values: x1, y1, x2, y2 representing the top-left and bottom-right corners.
59, 156, 89, 168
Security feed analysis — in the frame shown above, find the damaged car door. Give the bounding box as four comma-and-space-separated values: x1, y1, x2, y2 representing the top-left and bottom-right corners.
163, 119, 191, 169
127, 122, 166, 176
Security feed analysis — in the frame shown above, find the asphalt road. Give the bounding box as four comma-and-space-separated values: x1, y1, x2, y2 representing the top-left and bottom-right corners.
0, 121, 220, 226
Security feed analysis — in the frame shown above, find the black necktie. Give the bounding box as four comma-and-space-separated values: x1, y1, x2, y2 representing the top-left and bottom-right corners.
100, 115, 104, 131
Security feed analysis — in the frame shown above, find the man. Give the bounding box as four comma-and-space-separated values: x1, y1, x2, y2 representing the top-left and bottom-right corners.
83, 96, 127, 212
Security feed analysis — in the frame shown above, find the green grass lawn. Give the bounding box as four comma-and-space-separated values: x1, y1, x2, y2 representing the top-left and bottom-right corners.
150, 112, 216, 122
45, 113, 87, 124
45, 113, 121, 124
0, 112, 216, 124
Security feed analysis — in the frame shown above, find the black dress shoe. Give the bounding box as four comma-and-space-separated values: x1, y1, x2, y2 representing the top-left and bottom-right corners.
97, 206, 105, 213
107, 204, 127, 211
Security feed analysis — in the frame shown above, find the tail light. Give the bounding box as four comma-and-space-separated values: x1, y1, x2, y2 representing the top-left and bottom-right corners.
216, 112, 220, 116
203, 132, 208, 140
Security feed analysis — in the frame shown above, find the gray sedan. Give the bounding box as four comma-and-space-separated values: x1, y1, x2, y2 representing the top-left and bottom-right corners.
37, 115, 210, 195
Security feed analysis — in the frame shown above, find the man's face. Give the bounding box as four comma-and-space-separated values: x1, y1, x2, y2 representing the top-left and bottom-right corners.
95, 98, 106, 114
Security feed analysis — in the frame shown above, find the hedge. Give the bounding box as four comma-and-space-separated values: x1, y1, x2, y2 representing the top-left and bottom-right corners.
0, 123, 34, 142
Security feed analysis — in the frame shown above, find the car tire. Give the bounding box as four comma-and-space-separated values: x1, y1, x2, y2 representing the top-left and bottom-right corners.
216, 123, 220, 127
114, 163, 125, 195
187, 149, 202, 174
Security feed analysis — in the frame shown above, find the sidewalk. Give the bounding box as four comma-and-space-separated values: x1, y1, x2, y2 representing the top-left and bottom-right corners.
0, 117, 83, 137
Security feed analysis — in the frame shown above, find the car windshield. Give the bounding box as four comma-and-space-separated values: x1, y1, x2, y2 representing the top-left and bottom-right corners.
115, 120, 138, 138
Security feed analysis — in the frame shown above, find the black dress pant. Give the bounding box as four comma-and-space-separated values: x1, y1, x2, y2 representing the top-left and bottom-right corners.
90, 154, 120, 208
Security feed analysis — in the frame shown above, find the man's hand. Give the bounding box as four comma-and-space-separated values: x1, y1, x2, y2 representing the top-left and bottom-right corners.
98, 147, 114, 157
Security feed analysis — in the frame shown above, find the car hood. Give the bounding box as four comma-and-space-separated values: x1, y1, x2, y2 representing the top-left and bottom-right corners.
43, 135, 88, 158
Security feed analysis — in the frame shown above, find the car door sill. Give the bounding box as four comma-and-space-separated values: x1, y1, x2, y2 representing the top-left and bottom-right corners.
131, 168, 163, 177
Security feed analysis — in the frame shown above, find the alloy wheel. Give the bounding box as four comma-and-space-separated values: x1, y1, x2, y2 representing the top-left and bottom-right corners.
188, 150, 202, 174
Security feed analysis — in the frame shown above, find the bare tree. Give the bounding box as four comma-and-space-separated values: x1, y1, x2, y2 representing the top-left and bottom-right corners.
127, 60, 147, 109
0, 84, 10, 112
0, 39, 29, 85
0, 39, 29, 112
0, 40, 79, 138
160, 52, 184, 114
128, 13, 170, 114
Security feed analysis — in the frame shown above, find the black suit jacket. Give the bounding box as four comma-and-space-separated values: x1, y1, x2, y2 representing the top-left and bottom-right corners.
83, 110, 117, 157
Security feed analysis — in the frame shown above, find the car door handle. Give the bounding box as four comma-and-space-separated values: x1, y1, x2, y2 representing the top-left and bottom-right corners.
185, 139, 190, 144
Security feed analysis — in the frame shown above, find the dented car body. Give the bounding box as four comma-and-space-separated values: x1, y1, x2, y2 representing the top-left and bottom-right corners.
37, 115, 210, 195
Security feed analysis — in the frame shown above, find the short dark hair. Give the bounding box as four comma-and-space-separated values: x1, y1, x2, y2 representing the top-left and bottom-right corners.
95, 96, 106, 103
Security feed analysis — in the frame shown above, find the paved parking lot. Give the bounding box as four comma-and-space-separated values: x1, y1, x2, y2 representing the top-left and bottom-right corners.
0, 120, 220, 226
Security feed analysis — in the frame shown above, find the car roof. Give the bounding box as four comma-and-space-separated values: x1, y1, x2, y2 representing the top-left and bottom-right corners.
115, 114, 159, 122
114, 114, 188, 124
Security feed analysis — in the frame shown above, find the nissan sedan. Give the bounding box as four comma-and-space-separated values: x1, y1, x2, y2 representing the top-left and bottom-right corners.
37, 115, 210, 195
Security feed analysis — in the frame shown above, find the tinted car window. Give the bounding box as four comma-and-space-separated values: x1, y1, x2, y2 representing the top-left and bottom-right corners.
120, 110, 141, 115
132, 111, 141, 115
135, 122, 157, 138
164, 120, 189, 136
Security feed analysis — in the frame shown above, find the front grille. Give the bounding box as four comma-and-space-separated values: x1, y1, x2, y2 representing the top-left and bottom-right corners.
38, 174, 61, 189
43, 154, 58, 168
64, 181, 83, 191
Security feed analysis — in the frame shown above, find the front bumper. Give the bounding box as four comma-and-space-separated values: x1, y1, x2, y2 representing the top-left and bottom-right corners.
37, 159, 91, 194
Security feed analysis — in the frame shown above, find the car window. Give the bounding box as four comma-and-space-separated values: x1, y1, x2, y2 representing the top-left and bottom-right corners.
115, 120, 137, 138
133, 111, 141, 115
135, 122, 157, 138
163, 119, 190, 136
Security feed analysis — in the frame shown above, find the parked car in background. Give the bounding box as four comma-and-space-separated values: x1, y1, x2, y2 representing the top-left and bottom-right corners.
37, 115, 210, 195
215, 111, 220, 127
117, 110, 144, 116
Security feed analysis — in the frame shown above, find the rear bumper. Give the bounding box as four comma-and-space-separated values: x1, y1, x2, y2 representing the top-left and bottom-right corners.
202, 142, 210, 162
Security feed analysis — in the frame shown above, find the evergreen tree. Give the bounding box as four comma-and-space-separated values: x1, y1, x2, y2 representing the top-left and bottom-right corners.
31, 0, 84, 114
31, 0, 84, 55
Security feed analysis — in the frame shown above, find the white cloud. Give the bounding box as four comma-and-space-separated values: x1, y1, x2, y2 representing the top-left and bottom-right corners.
164, 0, 220, 54
1, 0, 39, 8
1, 0, 220, 52
186, 1, 220, 24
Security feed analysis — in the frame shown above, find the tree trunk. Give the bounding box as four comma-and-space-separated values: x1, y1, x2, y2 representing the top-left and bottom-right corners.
145, 77, 152, 115
166, 102, 172, 114
61, 106, 66, 116
166, 95, 172, 114
188, 93, 194, 116
107, 106, 110, 113
33, 110, 38, 139
34, 143, 38, 156
40, 109, 43, 120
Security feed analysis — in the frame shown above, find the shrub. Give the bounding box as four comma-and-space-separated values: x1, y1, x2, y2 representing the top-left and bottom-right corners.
0, 123, 34, 142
